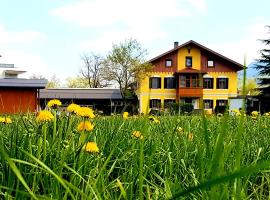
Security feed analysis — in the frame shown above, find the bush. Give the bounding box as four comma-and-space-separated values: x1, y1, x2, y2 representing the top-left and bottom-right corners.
169, 103, 194, 115
149, 108, 164, 116
214, 106, 227, 114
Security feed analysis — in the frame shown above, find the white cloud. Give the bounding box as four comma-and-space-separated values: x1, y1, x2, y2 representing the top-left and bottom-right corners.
0, 22, 49, 78
52, 0, 206, 52
78, 28, 168, 53
51, 0, 192, 28
189, 0, 207, 12
207, 19, 269, 65
0, 22, 45, 45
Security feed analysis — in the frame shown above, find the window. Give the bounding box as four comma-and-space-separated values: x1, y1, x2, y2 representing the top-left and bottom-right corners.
149, 99, 161, 109
216, 100, 228, 106
179, 75, 200, 88
164, 77, 176, 89
180, 75, 186, 87
217, 78, 228, 89
207, 59, 214, 67
164, 99, 176, 108
203, 78, 213, 89
186, 57, 192, 68
149, 77, 161, 89
204, 100, 213, 109
165, 59, 173, 67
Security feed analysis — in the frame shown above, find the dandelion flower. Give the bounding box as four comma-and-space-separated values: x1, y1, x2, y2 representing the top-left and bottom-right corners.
36, 110, 54, 122
123, 112, 129, 119
148, 116, 160, 124
67, 103, 80, 114
0, 116, 12, 124
83, 142, 99, 153
132, 131, 143, 140
251, 116, 258, 120
251, 111, 259, 116
47, 99, 62, 109
177, 126, 183, 133
76, 107, 95, 119
77, 121, 94, 132
188, 133, 194, 141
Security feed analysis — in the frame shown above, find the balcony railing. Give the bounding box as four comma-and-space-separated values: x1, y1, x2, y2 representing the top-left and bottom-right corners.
177, 87, 203, 97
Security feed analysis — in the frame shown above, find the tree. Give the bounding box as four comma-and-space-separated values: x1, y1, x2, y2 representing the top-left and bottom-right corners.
103, 38, 152, 100
80, 53, 109, 88
66, 76, 89, 88
29, 74, 46, 79
254, 26, 270, 97
238, 78, 260, 96
46, 74, 60, 88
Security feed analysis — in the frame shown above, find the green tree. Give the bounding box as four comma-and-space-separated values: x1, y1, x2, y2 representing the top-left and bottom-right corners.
254, 26, 270, 96
238, 78, 260, 96
66, 76, 89, 88
103, 38, 152, 101
46, 74, 60, 88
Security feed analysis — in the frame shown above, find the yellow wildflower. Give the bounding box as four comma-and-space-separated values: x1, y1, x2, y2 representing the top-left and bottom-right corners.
76, 107, 95, 119
177, 126, 183, 133
82, 141, 99, 153
67, 103, 80, 114
36, 110, 54, 122
188, 133, 194, 141
0, 116, 12, 124
132, 131, 143, 140
77, 121, 94, 132
123, 112, 129, 119
148, 116, 160, 124
251, 115, 258, 120
47, 99, 62, 109
232, 109, 240, 113
251, 111, 259, 116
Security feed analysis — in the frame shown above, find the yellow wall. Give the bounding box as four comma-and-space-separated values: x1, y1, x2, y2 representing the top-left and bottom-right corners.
138, 72, 176, 114
177, 47, 201, 70
203, 72, 238, 108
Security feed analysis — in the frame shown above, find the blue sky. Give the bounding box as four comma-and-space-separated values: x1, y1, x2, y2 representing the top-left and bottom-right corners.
0, 0, 269, 84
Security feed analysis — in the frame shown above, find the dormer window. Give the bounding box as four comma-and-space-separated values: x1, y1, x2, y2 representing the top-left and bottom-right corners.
186, 57, 192, 68
165, 59, 173, 67
207, 59, 214, 68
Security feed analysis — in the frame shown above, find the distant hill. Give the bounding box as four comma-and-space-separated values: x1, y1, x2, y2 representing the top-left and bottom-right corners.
238, 62, 258, 80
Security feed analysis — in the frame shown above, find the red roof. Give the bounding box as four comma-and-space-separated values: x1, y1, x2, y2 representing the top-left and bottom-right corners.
148, 40, 244, 71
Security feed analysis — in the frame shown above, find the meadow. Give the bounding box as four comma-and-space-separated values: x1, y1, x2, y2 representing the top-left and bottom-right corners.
1, 103, 270, 199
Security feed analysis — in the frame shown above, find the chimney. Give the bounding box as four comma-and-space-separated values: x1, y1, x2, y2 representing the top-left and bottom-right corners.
174, 41, 179, 48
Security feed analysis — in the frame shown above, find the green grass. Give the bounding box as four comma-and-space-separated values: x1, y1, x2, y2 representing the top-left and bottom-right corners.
1, 113, 270, 199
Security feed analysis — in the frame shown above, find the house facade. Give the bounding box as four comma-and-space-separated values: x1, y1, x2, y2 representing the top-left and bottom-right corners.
137, 40, 243, 114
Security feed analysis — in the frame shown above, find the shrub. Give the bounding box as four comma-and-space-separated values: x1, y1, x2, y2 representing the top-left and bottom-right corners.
214, 105, 227, 114
169, 103, 194, 115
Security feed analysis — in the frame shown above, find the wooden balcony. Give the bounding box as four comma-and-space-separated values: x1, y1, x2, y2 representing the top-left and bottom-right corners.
177, 87, 203, 97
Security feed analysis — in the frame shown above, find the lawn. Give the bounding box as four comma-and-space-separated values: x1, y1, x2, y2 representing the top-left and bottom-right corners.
1, 104, 270, 199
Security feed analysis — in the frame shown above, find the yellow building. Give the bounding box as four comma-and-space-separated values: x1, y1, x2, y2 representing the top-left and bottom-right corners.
137, 40, 243, 114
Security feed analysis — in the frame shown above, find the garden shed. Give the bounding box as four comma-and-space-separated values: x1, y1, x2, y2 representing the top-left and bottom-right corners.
0, 78, 47, 113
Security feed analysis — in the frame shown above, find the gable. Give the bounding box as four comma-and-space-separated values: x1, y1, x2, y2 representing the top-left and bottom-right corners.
149, 40, 243, 72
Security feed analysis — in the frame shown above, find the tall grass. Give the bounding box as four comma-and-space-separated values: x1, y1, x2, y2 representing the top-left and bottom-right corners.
1, 113, 270, 199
